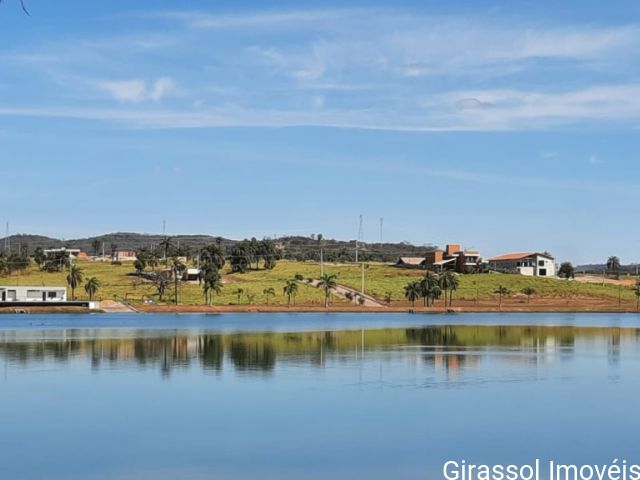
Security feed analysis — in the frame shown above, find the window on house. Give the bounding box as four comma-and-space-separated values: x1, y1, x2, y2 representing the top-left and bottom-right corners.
539, 269, 547, 276
26, 290, 41, 299
539, 260, 545, 267
47, 291, 58, 299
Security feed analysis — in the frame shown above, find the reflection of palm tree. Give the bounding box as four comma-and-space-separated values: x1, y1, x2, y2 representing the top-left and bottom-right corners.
84, 276, 101, 301
66, 265, 84, 300
283, 280, 298, 306
317, 273, 338, 308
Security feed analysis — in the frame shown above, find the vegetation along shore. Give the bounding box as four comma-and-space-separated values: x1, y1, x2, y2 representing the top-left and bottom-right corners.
0, 235, 639, 313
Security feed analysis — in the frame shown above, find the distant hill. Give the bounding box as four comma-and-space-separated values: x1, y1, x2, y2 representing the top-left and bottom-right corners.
0, 232, 437, 262
576, 263, 640, 274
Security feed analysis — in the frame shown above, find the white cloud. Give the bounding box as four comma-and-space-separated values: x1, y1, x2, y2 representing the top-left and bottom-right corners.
99, 79, 147, 102
97, 77, 176, 103
150, 9, 358, 30
149, 77, 175, 101
3, 82, 640, 131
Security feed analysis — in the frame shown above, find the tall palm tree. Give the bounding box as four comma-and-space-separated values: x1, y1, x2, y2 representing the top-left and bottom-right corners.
201, 268, 222, 305
420, 271, 440, 307
172, 258, 185, 305
607, 256, 621, 278
494, 285, 510, 310
404, 281, 421, 307
234, 288, 244, 305
159, 237, 173, 267
91, 239, 101, 257
439, 271, 459, 307
66, 264, 84, 300
283, 279, 298, 306
317, 273, 338, 308
263, 287, 276, 305
84, 276, 101, 301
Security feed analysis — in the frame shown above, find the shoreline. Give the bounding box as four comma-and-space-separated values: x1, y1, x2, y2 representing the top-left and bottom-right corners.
1, 305, 639, 314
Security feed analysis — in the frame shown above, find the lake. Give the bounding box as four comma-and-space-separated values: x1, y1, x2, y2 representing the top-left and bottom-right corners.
1, 312, 639, 480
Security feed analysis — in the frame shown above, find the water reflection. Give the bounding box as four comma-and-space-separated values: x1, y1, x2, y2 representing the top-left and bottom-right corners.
1, 325, 638, 376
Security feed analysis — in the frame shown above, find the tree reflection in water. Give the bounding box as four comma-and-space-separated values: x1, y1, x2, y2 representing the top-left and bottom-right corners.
0, 325, 637, 376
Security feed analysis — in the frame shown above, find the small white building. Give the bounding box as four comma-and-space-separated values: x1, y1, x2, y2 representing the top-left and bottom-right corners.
182, 268, 201, 282
43, 248, 81, 259
488, 252, 556, 277
0, 286, 68, 302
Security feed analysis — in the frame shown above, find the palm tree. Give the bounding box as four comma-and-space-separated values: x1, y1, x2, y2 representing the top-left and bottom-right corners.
420, 271, 440, 307
84, 277, 101, 301
494, 285, 510, 310
172, 258, 186, 305
521, 287, 536, 303
91, 239, 101, 257
404, 281, 421, 307
66, 264, 84, 300
439, 271, 459, 307
234, 288, 244, 305
159, 237, 173, 266
283, 279, 298, 306
607, 256, 621, 278
317, 273, 338, 308
263, 287, 276, 305
201, 268, 222, 305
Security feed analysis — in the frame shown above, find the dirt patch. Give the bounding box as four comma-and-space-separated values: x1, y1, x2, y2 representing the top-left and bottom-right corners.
574, 275, 637, 286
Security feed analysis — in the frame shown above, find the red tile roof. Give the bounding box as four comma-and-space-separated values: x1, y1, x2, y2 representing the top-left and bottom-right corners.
489, 252, 534, 261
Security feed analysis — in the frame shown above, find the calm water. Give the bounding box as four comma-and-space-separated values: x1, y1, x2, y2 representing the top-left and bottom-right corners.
1, 313, 640, 480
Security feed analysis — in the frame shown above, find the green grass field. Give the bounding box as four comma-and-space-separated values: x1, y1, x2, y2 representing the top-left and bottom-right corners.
0, 259, 637, 306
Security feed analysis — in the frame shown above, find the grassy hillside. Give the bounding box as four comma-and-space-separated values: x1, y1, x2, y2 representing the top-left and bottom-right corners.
0, 260, 637, 307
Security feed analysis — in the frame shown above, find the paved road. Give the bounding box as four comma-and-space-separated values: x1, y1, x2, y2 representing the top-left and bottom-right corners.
304, 279, 385, 307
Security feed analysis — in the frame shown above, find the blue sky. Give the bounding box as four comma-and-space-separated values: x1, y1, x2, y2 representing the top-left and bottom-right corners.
1, 0, 640, 263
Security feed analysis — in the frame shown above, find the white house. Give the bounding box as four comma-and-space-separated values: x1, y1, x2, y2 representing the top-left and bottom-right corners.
488, 252, 556, 277
0, 286, 68, 302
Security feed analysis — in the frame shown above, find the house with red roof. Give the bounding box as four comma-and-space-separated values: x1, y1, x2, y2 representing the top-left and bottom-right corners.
488, 252, 556, 277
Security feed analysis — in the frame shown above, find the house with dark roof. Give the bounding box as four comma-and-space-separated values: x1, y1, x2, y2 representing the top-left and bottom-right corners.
488, 252, 556, 277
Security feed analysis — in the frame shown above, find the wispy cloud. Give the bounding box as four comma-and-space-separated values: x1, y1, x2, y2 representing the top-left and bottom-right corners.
96, 77, 176, 102
148, 9, 359, 30
2, 8, 640, 131
2, 82, 640, 131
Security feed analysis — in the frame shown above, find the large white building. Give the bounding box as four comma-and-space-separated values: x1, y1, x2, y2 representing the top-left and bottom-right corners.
0, 286, 67, 302
488, 252, 556, 277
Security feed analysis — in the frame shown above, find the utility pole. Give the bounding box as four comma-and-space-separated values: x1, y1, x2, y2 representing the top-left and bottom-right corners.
356, 214, 363, 263
320, 247, 324, 277
361, 262, 365, 298
162, 220, 166, 236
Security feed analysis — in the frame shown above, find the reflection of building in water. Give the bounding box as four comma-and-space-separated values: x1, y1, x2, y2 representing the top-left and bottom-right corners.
0, 325, 638, 376
608, 329, 621, 365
